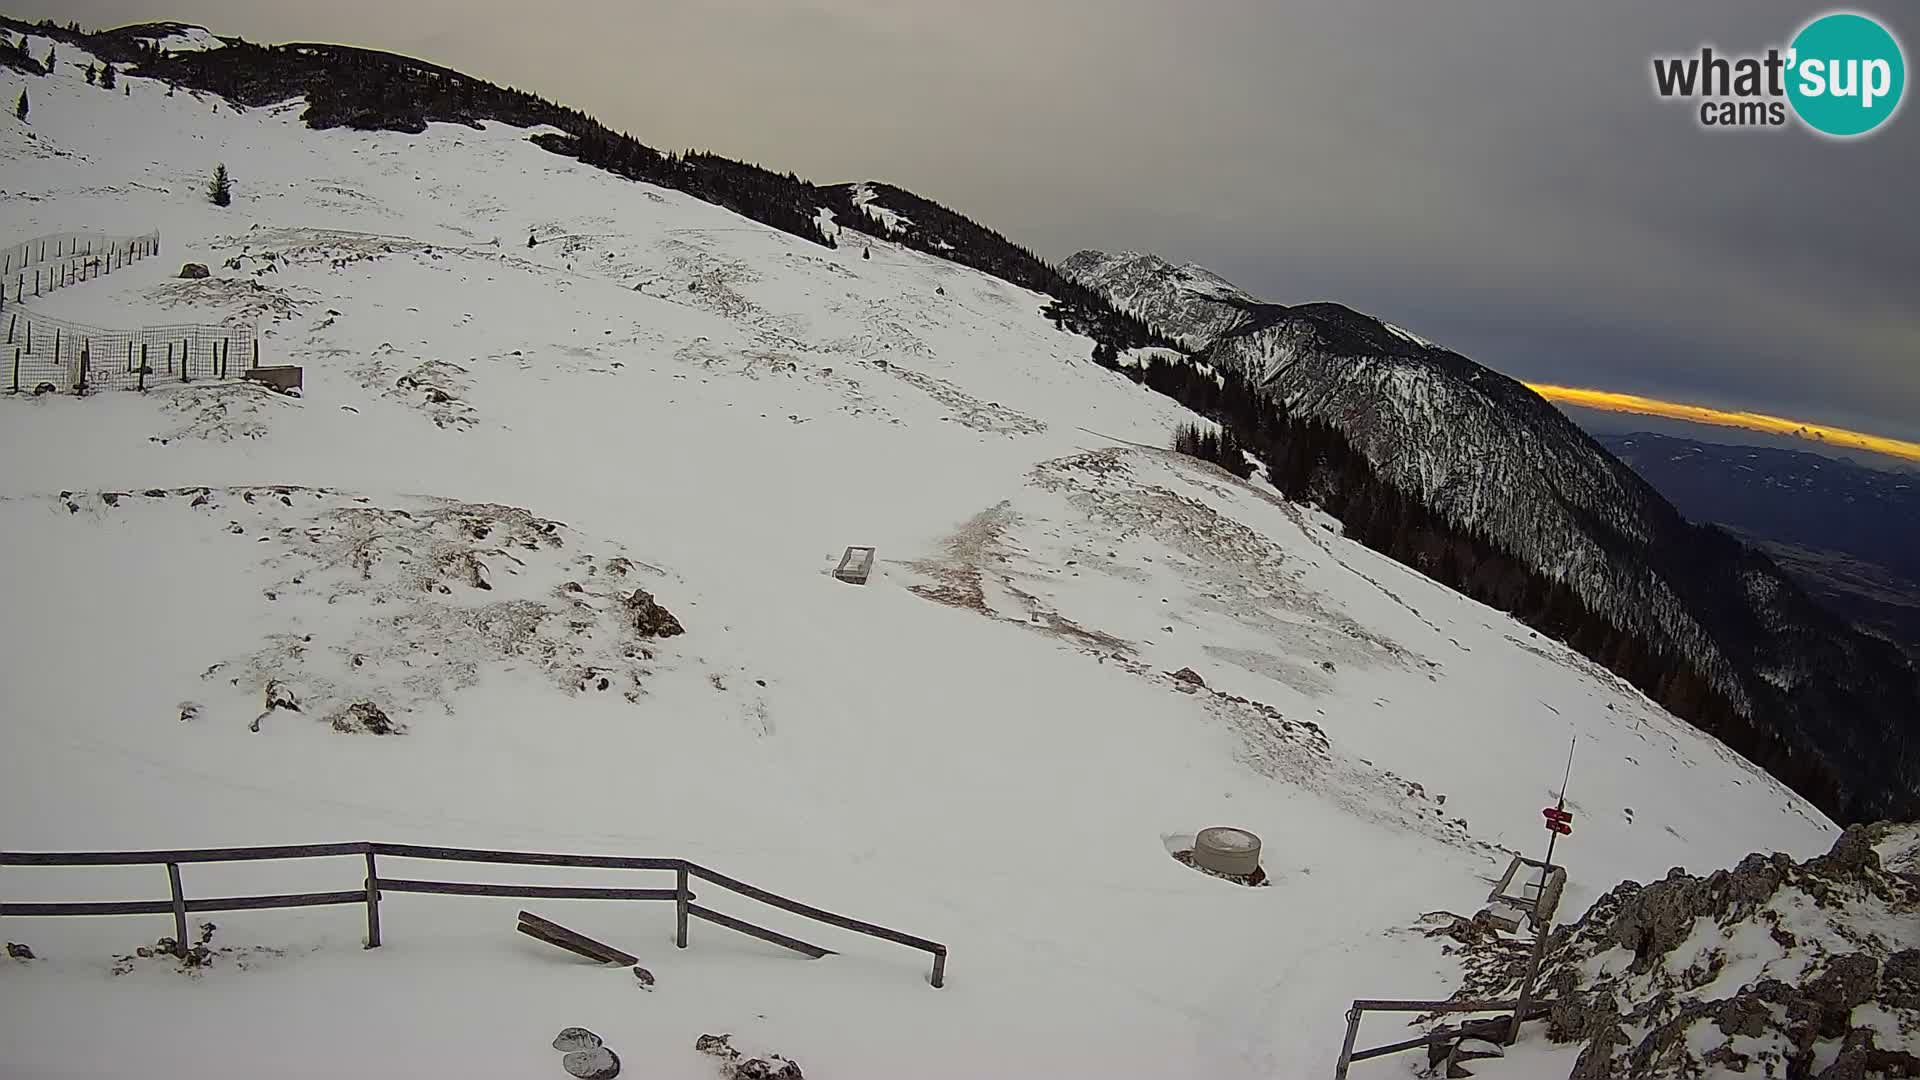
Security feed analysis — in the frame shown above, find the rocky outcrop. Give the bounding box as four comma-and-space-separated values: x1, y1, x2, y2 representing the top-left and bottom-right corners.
1444, 824, 1920, 1078
695, 1034, 803, 1080
624, 589, 684, 639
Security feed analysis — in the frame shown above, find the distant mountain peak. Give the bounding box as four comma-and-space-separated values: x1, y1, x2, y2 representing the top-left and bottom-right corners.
1066, 248, 1920, 822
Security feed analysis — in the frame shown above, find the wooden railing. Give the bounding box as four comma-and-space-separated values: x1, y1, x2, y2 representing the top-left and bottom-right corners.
1332, 997, 1550, 1078
0, 842, 946, 987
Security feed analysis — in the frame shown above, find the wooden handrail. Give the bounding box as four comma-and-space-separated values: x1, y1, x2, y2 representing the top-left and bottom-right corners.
0, 841, 947, 986
0, 842, 370, 866
370, 843, 682, 871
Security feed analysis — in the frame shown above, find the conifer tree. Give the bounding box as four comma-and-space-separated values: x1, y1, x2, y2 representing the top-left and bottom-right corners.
85, 63, 97, 85
15, 87, 26, 122
101, 62, 116, 90
208, 163, 232, 207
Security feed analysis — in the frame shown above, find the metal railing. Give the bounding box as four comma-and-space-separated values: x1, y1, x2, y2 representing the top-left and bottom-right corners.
0, 841, 946, 986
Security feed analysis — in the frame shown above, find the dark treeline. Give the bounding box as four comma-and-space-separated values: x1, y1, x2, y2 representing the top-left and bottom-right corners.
0, 24, 47, 75
17, 20, 1177, 349
823, 183, 1177, 352
1127, 349, 1847, 814
1170, 422, 1255, 480
40, 32, 841, 249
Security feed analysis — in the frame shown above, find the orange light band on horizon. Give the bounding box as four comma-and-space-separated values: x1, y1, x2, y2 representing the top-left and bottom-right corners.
1525, 383, 1920, 466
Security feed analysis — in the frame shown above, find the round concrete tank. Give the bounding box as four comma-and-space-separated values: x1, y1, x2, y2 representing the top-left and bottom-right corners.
1194, 827, 1262, 876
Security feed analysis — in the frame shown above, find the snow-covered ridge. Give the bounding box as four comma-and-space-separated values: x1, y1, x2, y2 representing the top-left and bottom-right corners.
0, 25, 1841, 1080
1061, 248, 1920, 825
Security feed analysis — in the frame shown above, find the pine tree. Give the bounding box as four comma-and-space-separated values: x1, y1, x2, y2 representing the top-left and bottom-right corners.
208, 163, 232, 207
14, 87, 26, 122
85, 63, 97, 85
100, 63, 116, 90
44, 45, 55, 70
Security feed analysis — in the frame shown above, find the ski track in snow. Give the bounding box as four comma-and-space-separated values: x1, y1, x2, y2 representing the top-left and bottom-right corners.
0, 32, 1837, 1080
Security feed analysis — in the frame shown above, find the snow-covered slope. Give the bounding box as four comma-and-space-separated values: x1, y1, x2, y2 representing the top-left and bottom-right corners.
1061, 250, 1920, 825
0, 28, 1840, 1080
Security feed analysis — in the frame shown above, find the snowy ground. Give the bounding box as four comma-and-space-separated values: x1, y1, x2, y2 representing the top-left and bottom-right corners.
0, 28, 1837, 1079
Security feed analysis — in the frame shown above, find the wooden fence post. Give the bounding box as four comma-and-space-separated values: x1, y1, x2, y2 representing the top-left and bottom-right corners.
127, 341, 134, 373
364, 850, 382, 948
252, 338, 259, 370
1506, 924, 1553, 1045
10, 348, 18, 394
138, 344, 147, 392
165, 342, 174, 375
5, 313, 12, 344
1333, 1005, 1363, 1080
931, 948, 946, 989
675, 865, 690, 948
77, 344, 88, 394
166, 863, 189, 958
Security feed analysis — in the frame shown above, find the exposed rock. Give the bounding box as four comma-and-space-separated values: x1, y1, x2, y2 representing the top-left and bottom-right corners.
562, 1047, 620, 1079
1806, 953, 1880, 1015
1808, 823, 1881, 878
730, 1057, 803, 1080
631, 965, 655, 990
264, 679, 300, 713
1438, 822, 1920, 1079
1880, 949, 1920, 1010
179, 263, 210, 279
6, 942, 34, 960
332, 701, 395, 735
1170, 667, 1205, 687
624, 589, 684, 638
551, 1028, 603, 1053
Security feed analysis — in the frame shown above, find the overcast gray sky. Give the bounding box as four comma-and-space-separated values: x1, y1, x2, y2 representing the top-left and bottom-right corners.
18, 0, 1920, 444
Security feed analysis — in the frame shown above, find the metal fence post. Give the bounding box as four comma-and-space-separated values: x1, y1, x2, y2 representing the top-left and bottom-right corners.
364, 850, 382, 948
166, 863, 189, 958
675, 865, 689, 948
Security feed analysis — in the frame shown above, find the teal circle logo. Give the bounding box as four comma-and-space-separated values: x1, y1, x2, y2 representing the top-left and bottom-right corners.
1787, 12, 1906, 137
